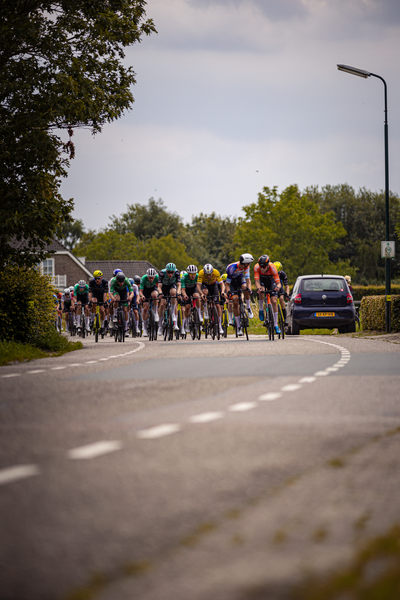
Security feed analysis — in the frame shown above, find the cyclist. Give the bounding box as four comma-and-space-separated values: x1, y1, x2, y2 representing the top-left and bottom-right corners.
181, 265, 202, 334
157, 262, 181, 335
109, 271, 134, 335
254, 255, 281, 334
89, 270, 108, 334
128, 277, 140, 336
74, 279, 90, 333
197, 263, 225, 335
225, 253, 254, 336
61, 288, 74, 333
221, 272, 234, 325
274, 261, 290, 324
140, 268, 160, 337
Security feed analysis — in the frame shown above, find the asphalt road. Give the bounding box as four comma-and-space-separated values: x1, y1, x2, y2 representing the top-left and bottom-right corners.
1, 331, 400, 600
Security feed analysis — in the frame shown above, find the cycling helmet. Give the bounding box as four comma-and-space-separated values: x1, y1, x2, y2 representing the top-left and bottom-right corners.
64, 288, 70, 294
69, 286, 74, 292
203, 263, 213, 275
93, 270, 103, 277
258, 255, 270, 268
187, 264, 198, 274
133, 275, 141, 285
221, 273, 227, 281
129, 278, 134, 286
166, 262, 176, 272
78, 279, 86, 287
180, 270, 187, 278
274, 261, 282, 272
113, 268, 122, 276
147, 268, 157, 277
116, 272, 125, 282
239, 253, 254, 264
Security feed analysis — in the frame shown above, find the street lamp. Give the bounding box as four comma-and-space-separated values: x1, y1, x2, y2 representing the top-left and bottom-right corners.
337, 63, 391, 333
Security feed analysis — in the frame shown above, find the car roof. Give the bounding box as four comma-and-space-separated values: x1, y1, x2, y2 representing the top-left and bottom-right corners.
297, 274, 344, 279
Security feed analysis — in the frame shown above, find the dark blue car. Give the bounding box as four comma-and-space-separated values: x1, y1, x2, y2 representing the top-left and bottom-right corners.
286, 274, 356, 335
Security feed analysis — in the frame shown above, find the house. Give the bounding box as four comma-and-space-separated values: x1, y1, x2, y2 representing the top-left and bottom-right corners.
83, 260, 158, 282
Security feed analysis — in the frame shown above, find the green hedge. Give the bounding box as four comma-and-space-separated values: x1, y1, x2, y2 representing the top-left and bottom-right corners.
352, 285, 400, 301
0, 265, 58, 344
360, 295, 400, 332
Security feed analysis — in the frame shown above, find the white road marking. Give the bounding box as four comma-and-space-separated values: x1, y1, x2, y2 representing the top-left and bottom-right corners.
258, 392, 282, 401
229, 402, 258, 412
27, 370, 45, 374
137, 424, 181, 439
298, 376, 316, 383
0, 464, 40, 486
314, 371, 330, 376
189, 412, 224, 423
281, 383, 303, 391
85, 361, 98, 364
67, 440, 122, 460
51, 366, 67, 370
326, 367, 339, 372
1, 373, 20, 378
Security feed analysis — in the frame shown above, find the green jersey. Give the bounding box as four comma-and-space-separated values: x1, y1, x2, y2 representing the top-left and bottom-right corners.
74, 283, 89, 297
109, 277, 133, 294
140, 274, 159, 289
181, 272, 198, 289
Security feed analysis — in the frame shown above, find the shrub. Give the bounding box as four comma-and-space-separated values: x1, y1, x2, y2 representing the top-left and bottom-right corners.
360, 295, 400, 332
352, 285, 400, 301
0, 265, 59, 344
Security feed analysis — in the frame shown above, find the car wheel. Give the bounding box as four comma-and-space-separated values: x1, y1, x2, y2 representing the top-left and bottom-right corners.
291, 317, 300, 335
347, 320, 356, 333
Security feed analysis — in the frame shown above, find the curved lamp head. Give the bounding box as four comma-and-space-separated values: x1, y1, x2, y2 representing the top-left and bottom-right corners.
337, 64, 371, 78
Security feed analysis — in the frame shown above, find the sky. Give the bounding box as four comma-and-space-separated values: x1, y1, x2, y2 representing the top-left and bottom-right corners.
60, 0, 400, 231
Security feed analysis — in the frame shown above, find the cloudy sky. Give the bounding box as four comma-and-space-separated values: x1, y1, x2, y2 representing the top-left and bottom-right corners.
60, 0, 400, 230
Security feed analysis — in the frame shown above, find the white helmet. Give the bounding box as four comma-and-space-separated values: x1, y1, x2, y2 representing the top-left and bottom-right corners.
64, 288, 70, 294
180, 270, 187, 278
69, 286, 74, 292
203, 263, 213, 275
239, 253, 254, 265
78, 279, 86, 286
187, 264, 198, 274
147, 268, 157, 277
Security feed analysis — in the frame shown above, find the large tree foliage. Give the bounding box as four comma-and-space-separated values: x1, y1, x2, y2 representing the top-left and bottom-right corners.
304, 184, 400, 284
185, 212, 238, 273
0, 0, 156, 268
235, 185, 355, 282
108, 198, 185, 240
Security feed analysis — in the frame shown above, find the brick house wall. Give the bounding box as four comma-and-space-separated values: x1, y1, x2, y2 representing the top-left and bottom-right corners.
54, 253, 91, 288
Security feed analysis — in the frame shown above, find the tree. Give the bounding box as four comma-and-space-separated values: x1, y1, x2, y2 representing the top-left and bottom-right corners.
235, 185, 354, 282
305, 184, 400, 283
0, 0, 156, 268
185, 212, 238, 273
59, 219, 86, 251
109, 198, 185, 240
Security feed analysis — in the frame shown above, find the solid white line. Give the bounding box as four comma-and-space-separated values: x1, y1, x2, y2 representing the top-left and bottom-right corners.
281, 384, 303, 391
0, 464, 40, 486
229, 402, 258, 412
258, 392, 282, 401
189, 412, 224, 423
67, 440, 122, 460
137, 424, 181, 439
298, 376, 316, 383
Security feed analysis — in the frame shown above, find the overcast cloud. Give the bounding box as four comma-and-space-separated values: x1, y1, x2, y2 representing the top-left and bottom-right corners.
60, 0, 400, 230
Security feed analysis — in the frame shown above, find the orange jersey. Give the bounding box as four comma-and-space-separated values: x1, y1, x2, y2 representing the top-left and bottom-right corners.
254, 263, 280, 285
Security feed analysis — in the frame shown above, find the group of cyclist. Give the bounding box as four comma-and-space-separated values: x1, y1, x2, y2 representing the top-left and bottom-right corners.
58, 253, 289, 338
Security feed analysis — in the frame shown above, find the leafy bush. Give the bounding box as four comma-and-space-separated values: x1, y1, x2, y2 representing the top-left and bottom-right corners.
352, 285, 400, 301
0, 265, 59, 344
360, 295, 400, 332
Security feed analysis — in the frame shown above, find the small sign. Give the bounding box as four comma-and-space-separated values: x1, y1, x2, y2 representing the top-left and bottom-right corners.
381, 241, 395, 259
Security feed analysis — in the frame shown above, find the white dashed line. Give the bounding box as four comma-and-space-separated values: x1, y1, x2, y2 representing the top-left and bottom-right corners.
298, 376, 316, 383
229, 402, 258, 412
67, 440, 122, 460
1, 373, 20, 378
314, 371, 330, 376
85, 361, 98, 364
27, 370, 45, 374
0, 464, 40, 486
137, 424, 181, 439
51, 366, 67, 371
281, 383, 303, 391
189, 412, 224, 423
258, 392, 282, 401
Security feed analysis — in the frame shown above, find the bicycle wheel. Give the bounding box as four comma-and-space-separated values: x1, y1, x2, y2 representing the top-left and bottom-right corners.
95, 312, 100, 343
163, 311, 168, 341
222, 308, 228, 338
212, 306, 220, 340
268, 303, 274, 341
240, 304, 249, 340
189, 312, 195, 340
193, 309, 201, 340
176, 308, 182, 340
278, 305, 285, 339
148, 311, 154, 341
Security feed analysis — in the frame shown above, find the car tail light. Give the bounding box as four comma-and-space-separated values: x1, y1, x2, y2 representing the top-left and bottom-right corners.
294, 293, 302, 304
347, 293, 353, 304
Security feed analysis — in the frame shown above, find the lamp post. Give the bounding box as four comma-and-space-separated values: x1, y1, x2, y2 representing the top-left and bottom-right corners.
337, 64, 391, 333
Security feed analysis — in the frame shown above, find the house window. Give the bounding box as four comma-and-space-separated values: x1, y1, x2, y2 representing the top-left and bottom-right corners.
42, 258, 55, 278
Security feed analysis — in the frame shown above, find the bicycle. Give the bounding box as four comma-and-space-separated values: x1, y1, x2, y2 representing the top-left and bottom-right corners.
261, 294, 274, 341
113, 300, 126, 343
206, 295, 221, 340
229, 291, 249, 340
147, 298, 158, 341
221, 304, 229, 338
91, 301, 104, 343
177, 298, 185, 339
160, 296, 175, 341
277, 302, 285, 340
188, 297, 201, 340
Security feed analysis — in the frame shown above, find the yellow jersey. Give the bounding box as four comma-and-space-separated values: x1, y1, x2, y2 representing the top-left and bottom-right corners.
197, 268, 223, 285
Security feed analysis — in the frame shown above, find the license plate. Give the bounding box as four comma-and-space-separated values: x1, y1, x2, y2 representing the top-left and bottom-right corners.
315, 312, 335, 317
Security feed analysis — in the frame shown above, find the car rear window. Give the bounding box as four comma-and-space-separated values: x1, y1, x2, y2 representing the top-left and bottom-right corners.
302, 279, 345, 292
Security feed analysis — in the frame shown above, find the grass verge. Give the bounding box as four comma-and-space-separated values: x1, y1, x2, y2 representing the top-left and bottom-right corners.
0, 333, 82, 366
